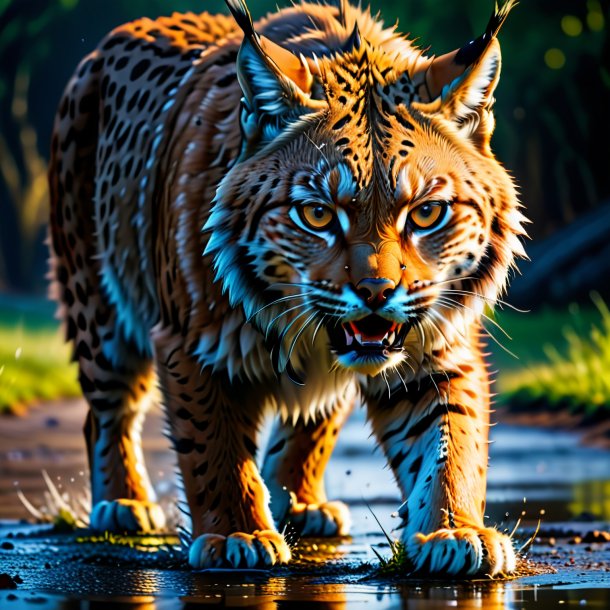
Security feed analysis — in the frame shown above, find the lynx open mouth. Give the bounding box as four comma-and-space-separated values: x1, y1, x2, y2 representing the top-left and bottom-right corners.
327, 315, 411, 356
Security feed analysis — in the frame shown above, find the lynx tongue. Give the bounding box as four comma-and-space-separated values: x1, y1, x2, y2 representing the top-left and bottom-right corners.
342, 315, 398, 347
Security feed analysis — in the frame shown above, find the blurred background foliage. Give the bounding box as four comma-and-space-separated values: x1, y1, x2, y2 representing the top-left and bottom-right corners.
0, 0, 609, 415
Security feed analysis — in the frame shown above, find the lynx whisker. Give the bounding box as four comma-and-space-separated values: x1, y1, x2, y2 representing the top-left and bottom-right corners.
247, 292, 313, 322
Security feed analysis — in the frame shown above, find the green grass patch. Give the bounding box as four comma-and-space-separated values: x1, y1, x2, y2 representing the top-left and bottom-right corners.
496, 294, 610, 414
373, 539, 411, 576
0, 295, 79, 413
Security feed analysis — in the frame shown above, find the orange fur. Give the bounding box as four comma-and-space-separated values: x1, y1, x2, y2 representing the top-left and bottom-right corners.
48, 1, 525, 573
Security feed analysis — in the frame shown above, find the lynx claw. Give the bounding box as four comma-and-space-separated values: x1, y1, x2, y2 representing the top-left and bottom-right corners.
189, 530, 291, 569
89, 499, 166, 533
286, 498, 352, 537
406, 526, 517, 577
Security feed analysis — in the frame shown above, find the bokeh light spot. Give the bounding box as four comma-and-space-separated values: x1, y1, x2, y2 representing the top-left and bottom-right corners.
545, 48, 566, 70
587, 10, 605, 31
561, 15, 583, 37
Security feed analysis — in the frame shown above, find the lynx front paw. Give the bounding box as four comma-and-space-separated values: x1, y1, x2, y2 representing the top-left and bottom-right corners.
286, 498, 351, 537
406, 526, 517, 577
89, 499, 167, 533
188, 530, 291, 569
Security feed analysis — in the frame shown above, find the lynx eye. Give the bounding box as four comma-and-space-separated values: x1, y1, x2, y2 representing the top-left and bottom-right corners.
300, 204, 335, 230
408, 201, 449, 231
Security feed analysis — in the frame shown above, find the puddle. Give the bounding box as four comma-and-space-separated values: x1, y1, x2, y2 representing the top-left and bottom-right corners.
1, 399, 609, 607
0, 567, 609, 608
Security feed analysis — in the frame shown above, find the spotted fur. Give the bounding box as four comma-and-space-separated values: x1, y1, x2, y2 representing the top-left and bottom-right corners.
49, 0, 526, 574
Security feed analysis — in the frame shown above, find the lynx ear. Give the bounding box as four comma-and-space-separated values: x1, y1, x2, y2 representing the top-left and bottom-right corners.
412, 0, 516, 149
226, 0, 323, 150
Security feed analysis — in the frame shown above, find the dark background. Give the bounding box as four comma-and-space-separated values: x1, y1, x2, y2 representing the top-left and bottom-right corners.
0, 0, 609, 303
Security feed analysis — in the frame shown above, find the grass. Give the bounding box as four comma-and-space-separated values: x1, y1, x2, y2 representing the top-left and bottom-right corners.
0, 294, 79, 414
18, 470, 89, 530
496, 293, 610, 414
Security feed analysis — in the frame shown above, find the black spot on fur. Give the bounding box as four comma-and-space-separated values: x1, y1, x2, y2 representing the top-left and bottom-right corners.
57, 265, 69, 284
266, 438, 286, 456
243, 434, 257, 456
390, 450, 408, 471
75, 340, 93, 361
174, 438, 196, 454
79, 93, 97, 114
130, 59, 151, 81
395, 113, 415, 131
216, 72, 236, 88
78, 372, 95, 393
192, 419, 210, 432
102, 36, 128, 51
63, 288, 75, 307
66, 316, 77, 340
115, 56, 129, 71
75, 282, 88, 306
193, 462, 208, 477
409, 455, 423, 473
332, 115, 350, 130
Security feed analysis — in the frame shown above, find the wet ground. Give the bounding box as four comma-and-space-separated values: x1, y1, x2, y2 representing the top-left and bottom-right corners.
1, 399, 609, 608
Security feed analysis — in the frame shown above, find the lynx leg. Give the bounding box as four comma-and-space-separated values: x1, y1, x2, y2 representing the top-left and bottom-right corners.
366, 350, 517, 577
51, 242, 164, 533
48, 64, 164, 533
154, 331, 290, 569
83, 354, 166, 533
262, 395, 354, 537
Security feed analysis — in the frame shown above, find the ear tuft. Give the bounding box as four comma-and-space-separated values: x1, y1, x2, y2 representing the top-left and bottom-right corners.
226, 0, 323, 151
436, 39, 502, 148
454, 0, 517, 66
343, 23, 362, 53
225, 0, 256, 38
412, 0, 516, 104
409, 0, 515, 148
443, 38, 501, 115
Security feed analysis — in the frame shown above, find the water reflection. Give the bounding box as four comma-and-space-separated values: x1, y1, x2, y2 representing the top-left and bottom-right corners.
3, 576, 610, 609
387, 583, 508, 609
258, 579, 515, 609
80, 599, 157, 610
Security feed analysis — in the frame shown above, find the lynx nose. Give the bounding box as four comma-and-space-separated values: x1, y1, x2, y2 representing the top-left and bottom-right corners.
356, 278, 396, 309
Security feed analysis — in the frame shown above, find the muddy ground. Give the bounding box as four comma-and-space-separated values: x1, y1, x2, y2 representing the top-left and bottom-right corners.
0, 399, 609, 608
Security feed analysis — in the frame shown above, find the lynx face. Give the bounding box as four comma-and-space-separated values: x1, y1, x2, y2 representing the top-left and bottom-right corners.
206, 4, 526, 380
